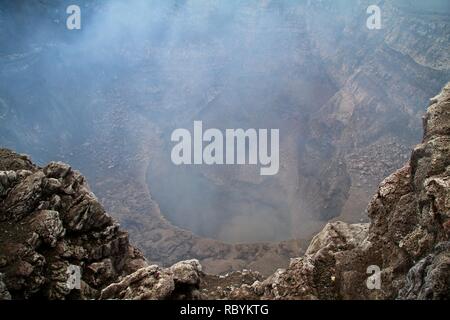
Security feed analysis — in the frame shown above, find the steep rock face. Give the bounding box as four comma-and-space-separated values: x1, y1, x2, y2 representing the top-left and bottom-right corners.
303, 0, 450, 225
216, 83, 450, 300
0, 151, 149, 299
0, 149, 220, 300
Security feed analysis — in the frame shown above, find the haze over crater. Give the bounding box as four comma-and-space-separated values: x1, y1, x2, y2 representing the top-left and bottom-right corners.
1, 0, 449, 250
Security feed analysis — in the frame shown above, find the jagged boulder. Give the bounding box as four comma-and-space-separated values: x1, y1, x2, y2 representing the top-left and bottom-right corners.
248, 222, 370, 300
170, 259, 203, 286
398, 241, 450, 299
306, 222, 369, 256
100, 259, 203, 300
0, 151, 147, 299
100, 265, 175, 300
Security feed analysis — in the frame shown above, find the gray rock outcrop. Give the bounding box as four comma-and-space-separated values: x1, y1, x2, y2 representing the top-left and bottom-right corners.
208, 83, 450, 300
0, 152, 147, 299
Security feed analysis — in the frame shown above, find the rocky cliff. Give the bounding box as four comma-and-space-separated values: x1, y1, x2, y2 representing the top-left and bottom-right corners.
207, 83, 450, 300
1, 83, 449, 300
0, 150, 204, 299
